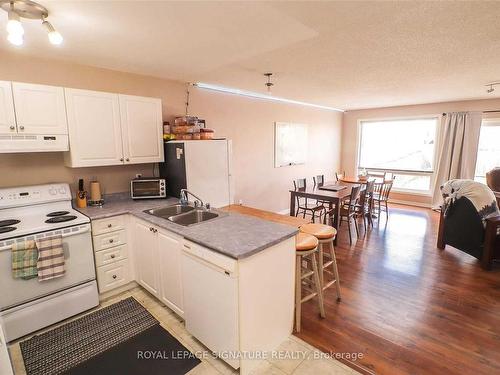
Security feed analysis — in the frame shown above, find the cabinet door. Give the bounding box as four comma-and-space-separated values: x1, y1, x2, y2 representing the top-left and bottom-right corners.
0, 322, 13, 375
64, 88, 124, 167
133, 220, 160, 297
0, 81, 16, 134
158, 229, 183, 315
119, 95, 163, 164
12, 82, 67, 134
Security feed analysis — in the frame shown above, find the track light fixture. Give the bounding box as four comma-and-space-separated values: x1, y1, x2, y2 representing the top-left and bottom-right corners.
264, 73, 274, 93
1, 0, 63, 46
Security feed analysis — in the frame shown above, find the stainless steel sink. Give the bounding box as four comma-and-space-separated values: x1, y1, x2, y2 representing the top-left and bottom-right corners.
144, 204, 195, 219
168, 209, 219, 226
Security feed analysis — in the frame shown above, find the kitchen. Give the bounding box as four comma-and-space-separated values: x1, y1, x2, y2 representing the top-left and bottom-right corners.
0, 2, 347, 375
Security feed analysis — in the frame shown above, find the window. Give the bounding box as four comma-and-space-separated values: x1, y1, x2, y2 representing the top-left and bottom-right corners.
474, 119, 500, 183
358, 117, 438, 193
274, 122, 308, 167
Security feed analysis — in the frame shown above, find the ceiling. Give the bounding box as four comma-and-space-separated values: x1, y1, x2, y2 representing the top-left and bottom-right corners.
1, 1, 500, 110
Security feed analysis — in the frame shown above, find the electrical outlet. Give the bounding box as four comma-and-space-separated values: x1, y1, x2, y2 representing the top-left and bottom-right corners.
238, 199, 243, 205
135, 174, 142, 179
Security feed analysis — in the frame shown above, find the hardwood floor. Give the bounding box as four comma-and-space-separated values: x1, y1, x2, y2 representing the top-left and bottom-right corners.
296, 204, 500, 375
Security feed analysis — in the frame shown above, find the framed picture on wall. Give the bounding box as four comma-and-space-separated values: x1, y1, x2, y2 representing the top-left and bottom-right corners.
274, 122, 308, 168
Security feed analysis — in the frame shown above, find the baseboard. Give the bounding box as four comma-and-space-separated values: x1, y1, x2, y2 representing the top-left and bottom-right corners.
276, 209, 290, 215
388, 199, 431, 208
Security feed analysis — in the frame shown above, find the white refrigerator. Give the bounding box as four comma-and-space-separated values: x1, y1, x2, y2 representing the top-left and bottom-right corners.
160, 140, 233, 208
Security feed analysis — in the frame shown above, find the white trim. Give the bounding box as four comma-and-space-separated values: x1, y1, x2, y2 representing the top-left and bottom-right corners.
193, 83, 344, 112
388, 198, 431, 208
277, 209, 290, 215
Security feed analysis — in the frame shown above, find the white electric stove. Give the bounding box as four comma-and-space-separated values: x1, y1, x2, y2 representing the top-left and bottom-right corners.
0, 183, 99, 342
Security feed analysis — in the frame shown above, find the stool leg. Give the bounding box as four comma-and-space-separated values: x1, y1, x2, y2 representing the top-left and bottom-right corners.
295, 254, 302, 332
329, 240, 342, 301
318, 243, 325, 289
311, 252, 326, 318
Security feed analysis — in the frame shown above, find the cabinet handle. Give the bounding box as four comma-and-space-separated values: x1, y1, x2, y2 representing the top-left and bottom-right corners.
120, 158, 124, 162
19, 125, 24, 130
149, 227, 153, 232
9, 125, 15, 130
109, 239, 114, 243
110, 254, 116, 259
112, 275, 117, 279
184, 244, 191, 249
107, 224, 112, 228
126, 158, 130, 162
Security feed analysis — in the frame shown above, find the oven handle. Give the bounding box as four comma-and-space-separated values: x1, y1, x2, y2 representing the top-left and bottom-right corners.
0, 225, 90, 252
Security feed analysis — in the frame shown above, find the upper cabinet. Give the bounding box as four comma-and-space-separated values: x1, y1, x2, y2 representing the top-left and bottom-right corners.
64, 89, 124, 167
11, 82, 67, 135
119, 95, 163, 164
0, 81, 16, 134
64, 90, 164, 167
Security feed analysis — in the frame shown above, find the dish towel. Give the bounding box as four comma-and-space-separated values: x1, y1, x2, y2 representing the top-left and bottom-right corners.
11, 240, 39, 280
35, 235, 65, 281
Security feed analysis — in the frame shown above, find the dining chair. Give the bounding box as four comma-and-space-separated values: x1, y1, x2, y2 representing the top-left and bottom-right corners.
293, 178, 325, 222
335, 171, 346, 181
313, 175, 325, 187
339, 184, 362, 244
356, 179, 375, 230
373, 179, 394, 224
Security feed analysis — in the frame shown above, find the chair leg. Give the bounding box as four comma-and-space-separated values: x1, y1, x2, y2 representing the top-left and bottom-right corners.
311, 252, 325, 318
384, 201, 389, 220
329, 241, 341, 301
295, 254, 302, 332
354, 216, 359, 238
347, 218, 353, 245
318, 244, 324, 289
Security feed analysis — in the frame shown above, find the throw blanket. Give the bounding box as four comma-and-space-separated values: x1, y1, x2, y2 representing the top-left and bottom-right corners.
441, 179, 500, 223
11, 240, 38, 280
35, 235, 65, 281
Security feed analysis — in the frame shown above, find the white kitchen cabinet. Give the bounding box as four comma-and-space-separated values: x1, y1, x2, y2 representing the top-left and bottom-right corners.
64, 90, 163, 167
119, 94, 163, 164
64, 89, 124, 167
0, 81, 16, 134
133, 220, 160, 297
157, 229, 183, 315
11, 82, 67, 134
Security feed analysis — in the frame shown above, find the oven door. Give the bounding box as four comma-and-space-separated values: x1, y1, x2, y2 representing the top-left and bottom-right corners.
0, 223, 96, 311
131, 179, 165, 199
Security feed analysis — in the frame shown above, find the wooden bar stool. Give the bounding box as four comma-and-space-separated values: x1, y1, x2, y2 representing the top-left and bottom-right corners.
300, 223, 341, 301
295, 232, 326, 332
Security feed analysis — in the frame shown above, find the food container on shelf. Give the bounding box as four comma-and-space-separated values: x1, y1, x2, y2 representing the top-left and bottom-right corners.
192, 133, 201, 140
174, 116, 198, 126
200, 128, 215, 140
163, 121, 171, 134
172, 125, 195, 134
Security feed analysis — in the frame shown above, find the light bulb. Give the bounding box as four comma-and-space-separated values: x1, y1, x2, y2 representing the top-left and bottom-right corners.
7, 10, 24, 36
48, 30, 63, 45
7, 33, 23, 46
42, 20, 63, 45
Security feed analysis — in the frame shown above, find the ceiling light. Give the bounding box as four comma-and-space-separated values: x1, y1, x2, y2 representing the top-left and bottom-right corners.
7, 32, 23, 45
42, 20, 62, 45
7, 8, 23, 36
1, 0, 63, 47
264, 73, 274, 93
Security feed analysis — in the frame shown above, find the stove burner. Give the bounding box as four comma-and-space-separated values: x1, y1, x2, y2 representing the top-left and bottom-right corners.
0, 219, 20, 227
0, 226, 16, 234
47, 211, 70, 217
45, 215, 77, 224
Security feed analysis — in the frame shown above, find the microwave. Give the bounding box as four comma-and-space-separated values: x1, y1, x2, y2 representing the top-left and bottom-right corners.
130, 178, 166, 199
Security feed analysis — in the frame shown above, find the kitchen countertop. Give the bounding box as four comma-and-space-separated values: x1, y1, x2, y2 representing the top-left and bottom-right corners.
76, 193, 297, 260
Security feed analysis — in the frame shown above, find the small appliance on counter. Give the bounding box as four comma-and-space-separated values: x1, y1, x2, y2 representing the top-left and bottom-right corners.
130, 178, 166, 200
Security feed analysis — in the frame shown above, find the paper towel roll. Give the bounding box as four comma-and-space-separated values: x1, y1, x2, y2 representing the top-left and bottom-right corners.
90, 181, 102, 201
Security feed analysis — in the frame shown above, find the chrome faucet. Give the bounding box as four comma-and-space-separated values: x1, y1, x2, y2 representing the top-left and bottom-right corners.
180, 189, 204, 208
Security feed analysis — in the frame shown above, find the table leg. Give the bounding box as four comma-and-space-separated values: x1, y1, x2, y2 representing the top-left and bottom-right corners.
332, 198, 341, 245
290, 192, 296, 217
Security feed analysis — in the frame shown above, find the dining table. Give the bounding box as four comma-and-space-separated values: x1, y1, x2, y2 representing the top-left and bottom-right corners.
289, 182, 353, 244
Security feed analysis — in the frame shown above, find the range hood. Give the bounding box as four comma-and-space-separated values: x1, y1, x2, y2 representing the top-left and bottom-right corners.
0, 134, 69, 153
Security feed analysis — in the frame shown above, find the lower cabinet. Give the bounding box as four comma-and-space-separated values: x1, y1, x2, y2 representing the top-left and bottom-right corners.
133, 218, 184, 316
92, 215, 132, 294
0, 322, 13, 375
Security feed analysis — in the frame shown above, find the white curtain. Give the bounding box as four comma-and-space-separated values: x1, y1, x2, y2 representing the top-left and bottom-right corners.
431, 111, 482, 209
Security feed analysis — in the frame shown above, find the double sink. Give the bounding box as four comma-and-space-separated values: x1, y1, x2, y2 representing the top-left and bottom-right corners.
144, 203, 219, 226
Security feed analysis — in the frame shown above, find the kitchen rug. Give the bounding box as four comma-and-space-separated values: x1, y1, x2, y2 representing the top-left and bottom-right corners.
20, 297, 200, 375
